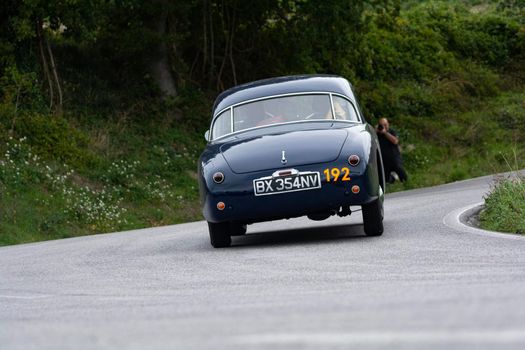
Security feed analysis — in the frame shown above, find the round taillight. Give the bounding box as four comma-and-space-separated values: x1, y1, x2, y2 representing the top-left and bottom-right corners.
348, 155, 360, 167
351, 185, 360, 194
217, 202, 226, 210
212, 172, 224, 184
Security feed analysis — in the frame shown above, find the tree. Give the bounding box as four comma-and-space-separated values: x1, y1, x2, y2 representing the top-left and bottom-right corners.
149, 0, 178, 98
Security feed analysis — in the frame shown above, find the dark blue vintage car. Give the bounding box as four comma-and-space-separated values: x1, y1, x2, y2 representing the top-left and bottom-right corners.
198, 75, 385, 247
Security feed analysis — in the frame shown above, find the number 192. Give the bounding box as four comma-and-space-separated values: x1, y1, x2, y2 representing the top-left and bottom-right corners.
323, 167, 351, 182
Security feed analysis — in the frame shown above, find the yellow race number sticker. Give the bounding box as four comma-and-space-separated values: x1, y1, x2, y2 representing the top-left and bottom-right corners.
323, 167, 351, 182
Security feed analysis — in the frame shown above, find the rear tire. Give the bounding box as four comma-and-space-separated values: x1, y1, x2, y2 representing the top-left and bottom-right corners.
208, 222, 232, 248
362, 198, 384, 236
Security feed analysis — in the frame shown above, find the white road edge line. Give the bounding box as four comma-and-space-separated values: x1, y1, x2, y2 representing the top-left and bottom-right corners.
233, 330, 525, 345
0, 295, 51, 299
443, 202, 525, 240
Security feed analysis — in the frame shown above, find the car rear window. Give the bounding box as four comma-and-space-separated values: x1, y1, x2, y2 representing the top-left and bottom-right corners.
211, 93, 359, 140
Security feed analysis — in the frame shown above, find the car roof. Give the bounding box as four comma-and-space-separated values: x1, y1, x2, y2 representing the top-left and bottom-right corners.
213, 75, 356, 114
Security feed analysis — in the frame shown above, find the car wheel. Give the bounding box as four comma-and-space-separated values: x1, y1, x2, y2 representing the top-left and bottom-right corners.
208, 222, 232, 248
362, 198, 384, 236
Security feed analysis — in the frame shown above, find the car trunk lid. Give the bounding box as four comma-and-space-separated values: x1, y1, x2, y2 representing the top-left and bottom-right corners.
220, 129, 348, 174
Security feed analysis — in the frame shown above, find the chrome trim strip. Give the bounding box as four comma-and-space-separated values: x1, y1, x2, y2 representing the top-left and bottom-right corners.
329, 93, 336, 120
212, 119, 360, 142
214, 91, 343, 118
230, 106, 233, 133
272, 168, 299, 177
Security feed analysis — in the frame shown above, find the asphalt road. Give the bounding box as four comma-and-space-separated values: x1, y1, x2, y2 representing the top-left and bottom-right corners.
1, 174, 525, 350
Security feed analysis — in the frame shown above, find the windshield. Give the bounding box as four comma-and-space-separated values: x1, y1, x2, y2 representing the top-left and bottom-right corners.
211, 93, 359, 139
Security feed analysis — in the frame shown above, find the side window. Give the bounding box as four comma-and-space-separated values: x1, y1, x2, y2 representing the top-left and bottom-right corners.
332, 96, 359, 122
212, 109, 232, 139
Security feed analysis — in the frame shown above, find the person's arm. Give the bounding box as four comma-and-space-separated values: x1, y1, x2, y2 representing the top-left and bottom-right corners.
383, 130, 399, 145
377, 126, 399, 145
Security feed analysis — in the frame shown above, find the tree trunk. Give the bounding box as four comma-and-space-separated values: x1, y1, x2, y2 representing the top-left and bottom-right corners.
151, 4, 177, 98
229, 8, 237, 86
201, 0, 208, 78
208, 1, 215, 88
45, 34, 63, 115
36, 18, 54, 110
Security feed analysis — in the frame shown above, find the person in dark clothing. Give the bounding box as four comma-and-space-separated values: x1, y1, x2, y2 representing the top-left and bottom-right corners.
376, 118, 408, 183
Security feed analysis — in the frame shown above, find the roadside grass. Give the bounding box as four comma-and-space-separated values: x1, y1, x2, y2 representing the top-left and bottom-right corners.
0, 111, 205, 246
385, 89, 525, 193
479, 173, 525, 235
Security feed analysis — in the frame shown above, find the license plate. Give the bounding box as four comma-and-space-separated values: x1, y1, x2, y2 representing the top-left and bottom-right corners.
253, 171, 321, 196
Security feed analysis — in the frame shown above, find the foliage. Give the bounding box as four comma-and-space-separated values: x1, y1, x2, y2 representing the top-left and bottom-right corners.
385, 90, 525, 190
0, 132, 201, 245
480, 175, 525, 235
0, 66, 45, 111
0, 137, 124, 234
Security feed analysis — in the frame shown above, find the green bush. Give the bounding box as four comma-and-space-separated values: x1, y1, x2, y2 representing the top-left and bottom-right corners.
15, 113, 98, 169
356, 2, 508, 120
449, 14, 523, 67
358, 14, 455, 82
490, 93, 525, 131
0, 66, 46, 112
480, 175, 525, 234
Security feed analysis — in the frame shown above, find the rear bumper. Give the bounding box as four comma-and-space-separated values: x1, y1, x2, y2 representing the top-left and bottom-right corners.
202, 172, 378, 224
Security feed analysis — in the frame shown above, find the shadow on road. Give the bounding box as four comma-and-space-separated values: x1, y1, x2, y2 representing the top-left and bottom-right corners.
231, 223, 367, 248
